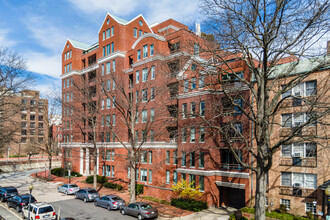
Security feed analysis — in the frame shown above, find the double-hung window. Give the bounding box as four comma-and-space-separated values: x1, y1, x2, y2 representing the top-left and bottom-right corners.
133, 28, 137, 37
143, 45, 148, 58
150, 44, 154, 56
166, 151, 170, 164
182, 128, 187, 143
182, 103, 187, 118
190, 127, 195, 143
142, 89, 148, 102
137, 50, 141, 60
136, 71, 139, 84
140, 169, 147, 182
142, 110, 147, 123
151, 66, 155, 80
182, 151, 186, 166
184, 79, 188, 92
190, 151, 195, 167
142, 68, 148, 82
166, 170, 170, 184
199, 76, 204, 89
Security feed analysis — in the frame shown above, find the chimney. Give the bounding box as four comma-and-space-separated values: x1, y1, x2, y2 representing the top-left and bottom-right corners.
195, 23, 201, 37
327, 41, 330, 55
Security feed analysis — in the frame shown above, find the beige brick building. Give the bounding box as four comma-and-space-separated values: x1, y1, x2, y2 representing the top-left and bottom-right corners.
0, 89, 48, 157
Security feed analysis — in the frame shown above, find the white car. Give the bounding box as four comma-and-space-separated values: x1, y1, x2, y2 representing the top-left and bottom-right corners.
22, 202, 57, 220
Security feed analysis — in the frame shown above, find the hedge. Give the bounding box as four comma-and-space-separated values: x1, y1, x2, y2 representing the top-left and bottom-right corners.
104, 182, 123, 190
51, 168, 82, 177
136, 184, 144, 195
239, 207, 310, 220
171, 198, 208, 212
86, 175, 107, 184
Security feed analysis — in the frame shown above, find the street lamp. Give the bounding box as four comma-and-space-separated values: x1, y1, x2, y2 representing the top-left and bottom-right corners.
325, 186, 330, 218
28, 184, 34, 220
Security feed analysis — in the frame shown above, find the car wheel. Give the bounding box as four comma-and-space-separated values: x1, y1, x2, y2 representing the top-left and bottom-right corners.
1, 197, 4, 202
16, 205, 21, 212
107, 205, 111, 211
65, 191, 68, 195
21, 211, 25, 219
94, 201, 97, 206
121, 209, 125, 215
138, 214, 144, 220
83, 197, 87, 203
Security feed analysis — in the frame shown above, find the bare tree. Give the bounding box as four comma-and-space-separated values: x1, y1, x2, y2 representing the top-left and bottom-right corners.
186, 0, 330, 219
0, 46, 33, 155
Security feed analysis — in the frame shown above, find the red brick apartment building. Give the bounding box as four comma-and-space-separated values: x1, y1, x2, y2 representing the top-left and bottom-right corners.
60, 13, 330, 214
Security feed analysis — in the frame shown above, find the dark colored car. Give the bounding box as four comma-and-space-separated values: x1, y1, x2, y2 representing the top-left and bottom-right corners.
94, 195, 125, 210
74, 188, 99, 202
7, 194, 36, 212
0, 187, 19, 202
120, 202, 158, 220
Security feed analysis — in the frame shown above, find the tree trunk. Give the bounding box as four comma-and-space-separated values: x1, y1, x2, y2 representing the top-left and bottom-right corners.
93, 146, 97, 189
129, 150, 136, 203
48, 154, 52, 181
255, 169, 267, 220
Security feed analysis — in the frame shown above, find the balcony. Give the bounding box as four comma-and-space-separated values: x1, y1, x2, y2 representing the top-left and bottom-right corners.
279, 157, 317, 167
279, 186, 317, 198
219, 163, 244, 171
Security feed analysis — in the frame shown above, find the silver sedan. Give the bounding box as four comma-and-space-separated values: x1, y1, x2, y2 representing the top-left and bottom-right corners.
94, 195, 125, 210
57, 184, 80, 195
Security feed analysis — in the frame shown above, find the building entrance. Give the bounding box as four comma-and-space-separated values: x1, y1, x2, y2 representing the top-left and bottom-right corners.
219, 186, 245, 208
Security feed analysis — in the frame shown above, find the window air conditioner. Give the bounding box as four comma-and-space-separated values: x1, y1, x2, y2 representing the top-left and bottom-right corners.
293, 152, 302, 158
293, 183, 301, 188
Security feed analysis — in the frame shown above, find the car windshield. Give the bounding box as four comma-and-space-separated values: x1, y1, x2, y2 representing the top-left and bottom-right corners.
111, 196, 122, 201
69, 184, 78, 188
38, 206, 54, 214
7, 189, 17, 193
87, 189, 97, 193
140, 204, 152, 210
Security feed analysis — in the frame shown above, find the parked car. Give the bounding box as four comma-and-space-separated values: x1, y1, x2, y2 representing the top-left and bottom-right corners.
94, 194, 125, 210
57, 184, 80, 195
74, 188, 99, 202
60, 218, 76, 220
0, 186, 18, 202
7, 194, 36, 212
22, 202, 56, 220
120, 202, 158, 220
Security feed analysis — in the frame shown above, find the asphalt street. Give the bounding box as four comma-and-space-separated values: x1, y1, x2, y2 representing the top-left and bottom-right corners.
0, 169, 135, 220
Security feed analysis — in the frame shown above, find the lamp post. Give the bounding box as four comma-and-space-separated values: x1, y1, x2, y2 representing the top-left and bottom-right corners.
325, 186, 330, 219
28, 184, 34, 220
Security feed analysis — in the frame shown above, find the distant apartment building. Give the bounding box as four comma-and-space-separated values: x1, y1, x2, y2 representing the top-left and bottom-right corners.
60, 12, 330, 216
0, 89, 48, 156
262, 56, 330, 215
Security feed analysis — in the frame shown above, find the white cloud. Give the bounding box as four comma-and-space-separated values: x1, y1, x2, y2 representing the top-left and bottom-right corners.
0, 29, 17, 47
145, 0, 200, 25
25, 52, 61, 79
67, 0, 138, 16
67, 0, 200, 26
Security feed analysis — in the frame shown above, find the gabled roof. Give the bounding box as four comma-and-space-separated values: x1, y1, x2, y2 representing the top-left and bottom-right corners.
268, 55, 330, 79
251, 55, 330, 81
98, 13, 153, 34
68, 39, 92, 50
111, 14, 129, 24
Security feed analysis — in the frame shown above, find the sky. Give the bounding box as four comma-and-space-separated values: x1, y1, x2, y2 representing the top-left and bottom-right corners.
0, 0, 200, 96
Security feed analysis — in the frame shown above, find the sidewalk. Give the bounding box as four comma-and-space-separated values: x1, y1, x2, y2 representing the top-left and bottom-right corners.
0, 205, 21, 220
32, 170, 233, 220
